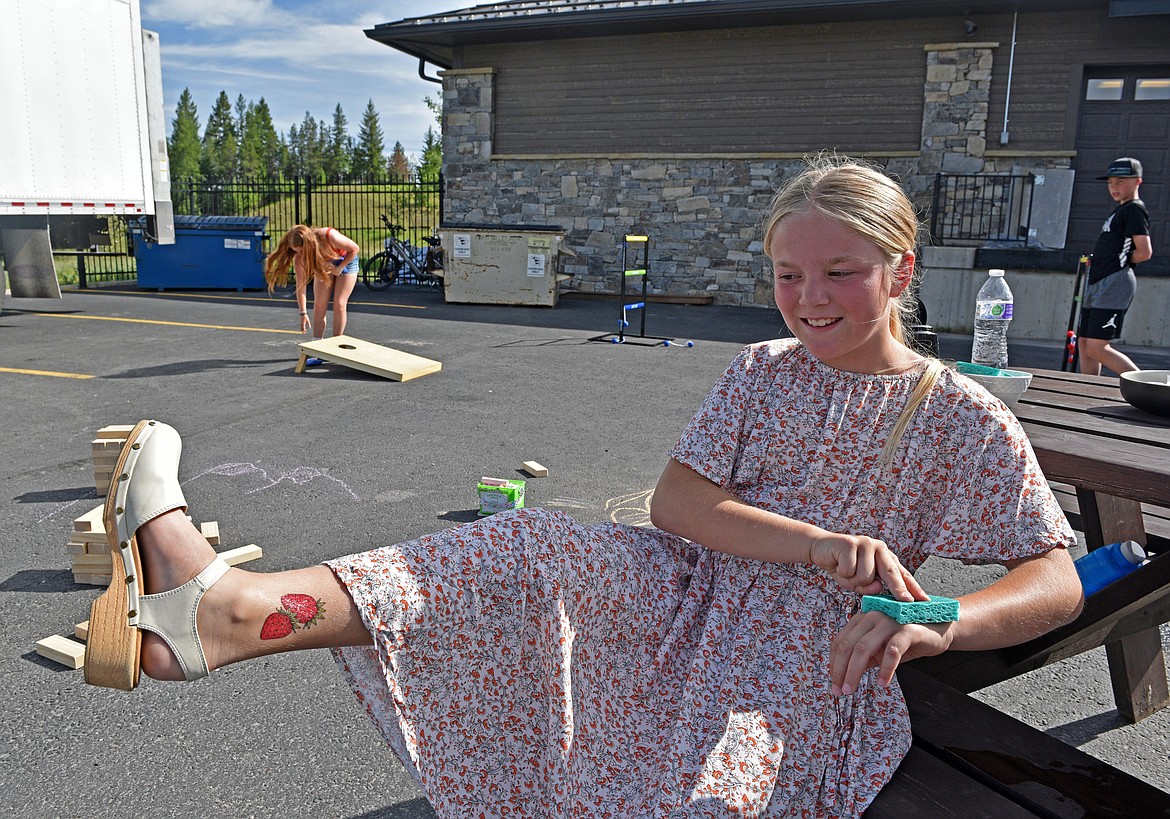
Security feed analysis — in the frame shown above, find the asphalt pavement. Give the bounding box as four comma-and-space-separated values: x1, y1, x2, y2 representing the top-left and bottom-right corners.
2, 282, 1169, 818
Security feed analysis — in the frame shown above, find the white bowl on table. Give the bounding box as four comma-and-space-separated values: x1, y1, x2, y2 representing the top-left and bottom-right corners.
1120, 370, 1170, 418
954, 362, 1034, 406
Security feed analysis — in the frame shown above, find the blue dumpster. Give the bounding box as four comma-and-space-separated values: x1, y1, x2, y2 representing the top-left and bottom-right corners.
131, 216, 268, 291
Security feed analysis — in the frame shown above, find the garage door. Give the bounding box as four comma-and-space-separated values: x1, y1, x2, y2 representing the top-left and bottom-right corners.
1069, 67, 1169, 276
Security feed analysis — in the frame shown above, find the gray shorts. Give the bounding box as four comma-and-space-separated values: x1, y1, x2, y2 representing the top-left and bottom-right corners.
1084, 267, 1136, 311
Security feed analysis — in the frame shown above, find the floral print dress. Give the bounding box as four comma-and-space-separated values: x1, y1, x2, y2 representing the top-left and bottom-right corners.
328, 338, 1074, 818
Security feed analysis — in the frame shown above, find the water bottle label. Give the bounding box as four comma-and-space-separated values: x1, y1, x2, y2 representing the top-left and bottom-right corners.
975, 301, 1013, 320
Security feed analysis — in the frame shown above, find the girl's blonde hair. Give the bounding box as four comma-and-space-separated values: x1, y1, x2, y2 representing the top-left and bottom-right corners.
762, 154, 945, 465
264, 225, 335, 293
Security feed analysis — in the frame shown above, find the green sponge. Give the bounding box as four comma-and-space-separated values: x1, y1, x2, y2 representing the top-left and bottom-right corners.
861, 593, 960, 624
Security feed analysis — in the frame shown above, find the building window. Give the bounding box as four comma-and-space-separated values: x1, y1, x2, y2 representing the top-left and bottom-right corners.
1086, 78, 1125, 100
1135, 78, 1170, 100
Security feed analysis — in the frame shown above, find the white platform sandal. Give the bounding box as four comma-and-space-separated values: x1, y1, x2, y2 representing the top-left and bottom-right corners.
84, 420, 229, 690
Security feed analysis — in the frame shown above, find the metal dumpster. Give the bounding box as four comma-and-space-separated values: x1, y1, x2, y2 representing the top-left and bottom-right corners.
438, 223, 568, 306
130, 215, 268, 290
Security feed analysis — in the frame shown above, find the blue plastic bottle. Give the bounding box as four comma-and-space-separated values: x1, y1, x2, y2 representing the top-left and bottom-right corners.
1074, 540, 1147, 597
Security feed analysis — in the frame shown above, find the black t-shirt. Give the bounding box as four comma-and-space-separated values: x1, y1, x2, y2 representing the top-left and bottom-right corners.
1090, 198, 1150, 283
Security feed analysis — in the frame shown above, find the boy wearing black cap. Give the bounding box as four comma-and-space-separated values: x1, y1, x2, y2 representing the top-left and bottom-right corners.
1078, 157, 1152, 376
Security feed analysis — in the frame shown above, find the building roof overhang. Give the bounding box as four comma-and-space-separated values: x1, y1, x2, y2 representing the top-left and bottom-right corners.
366, 0, 1113, 69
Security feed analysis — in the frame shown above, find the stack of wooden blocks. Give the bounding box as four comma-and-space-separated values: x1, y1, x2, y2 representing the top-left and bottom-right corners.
91, 424, 133, 496
34, 423, 264, 671
67, 503, 227, 586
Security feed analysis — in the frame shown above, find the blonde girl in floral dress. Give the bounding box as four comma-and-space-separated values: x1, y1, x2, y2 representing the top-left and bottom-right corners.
85, 156, 1083, 817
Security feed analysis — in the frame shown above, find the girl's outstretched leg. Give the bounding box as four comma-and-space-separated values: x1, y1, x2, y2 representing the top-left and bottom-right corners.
136, 509, 372, 682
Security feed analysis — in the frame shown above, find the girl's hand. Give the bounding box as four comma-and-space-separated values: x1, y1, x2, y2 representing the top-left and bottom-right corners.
809, 533, 928, 601
830, 610, 953, 695
299, 313, 311, 333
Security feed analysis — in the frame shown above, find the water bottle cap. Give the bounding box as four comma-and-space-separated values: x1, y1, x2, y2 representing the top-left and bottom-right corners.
1120, 540, 1148, 564
989, 269, 1005, 277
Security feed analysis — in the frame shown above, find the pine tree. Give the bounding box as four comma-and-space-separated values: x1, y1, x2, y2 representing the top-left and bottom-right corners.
234, 94, 248, 140
251, 98, 283, 178
418, 126, 442, 183
316, 117, 330, 180
322, 104, 351, 181
237, 98, 263, 178
388, 141, 411, 180
351, 100, 386, 180
288, 112, 324, 181
168, 88, 203, 181
200, 91, 238, 180
282, 125, 300, 177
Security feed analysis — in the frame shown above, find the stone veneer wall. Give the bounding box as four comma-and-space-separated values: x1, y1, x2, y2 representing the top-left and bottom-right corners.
441, 45, 1073, 308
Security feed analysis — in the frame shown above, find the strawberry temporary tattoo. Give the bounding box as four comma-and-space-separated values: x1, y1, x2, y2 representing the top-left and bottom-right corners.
281, 593, 325, 628
260, 612, 294, 640
259, 593, 326, 640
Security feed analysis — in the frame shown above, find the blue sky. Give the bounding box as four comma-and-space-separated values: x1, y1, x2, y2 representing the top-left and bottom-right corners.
141, 0, 462, 161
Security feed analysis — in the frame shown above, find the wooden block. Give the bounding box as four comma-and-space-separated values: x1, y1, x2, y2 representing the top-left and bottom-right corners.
73, 505, 106, 532
68, 534, 110, 553
67, 538, 109, 555
96, 425, 134, 439
521, 460, 549, 477
73, 573, 111, 586
296, 335, 441, 382
35, 635, 86, 669
72, 554, 113, 569
75, 621, 89, 641
199, 520, 220, 546
219, 543, 262, 566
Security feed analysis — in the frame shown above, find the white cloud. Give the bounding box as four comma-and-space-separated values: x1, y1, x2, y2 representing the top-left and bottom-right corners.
144, 0, 279, 29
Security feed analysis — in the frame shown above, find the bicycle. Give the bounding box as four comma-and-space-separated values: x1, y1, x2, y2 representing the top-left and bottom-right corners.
362, 214, 444, 291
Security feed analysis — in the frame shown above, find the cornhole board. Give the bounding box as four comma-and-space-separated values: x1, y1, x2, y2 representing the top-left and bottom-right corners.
295, 335, 441, 382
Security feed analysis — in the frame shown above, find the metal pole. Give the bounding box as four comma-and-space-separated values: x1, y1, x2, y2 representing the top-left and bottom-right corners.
931, 174, 944, 245
1001, 7, 1018, 144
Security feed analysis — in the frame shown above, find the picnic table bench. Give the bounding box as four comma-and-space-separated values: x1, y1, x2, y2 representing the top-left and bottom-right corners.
867, 667, 1170, 817
872, 367, 1170, 814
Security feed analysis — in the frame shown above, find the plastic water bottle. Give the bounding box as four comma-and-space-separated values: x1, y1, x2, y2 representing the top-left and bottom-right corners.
971, 269, 1014, 368
1074, 540, 1147, 597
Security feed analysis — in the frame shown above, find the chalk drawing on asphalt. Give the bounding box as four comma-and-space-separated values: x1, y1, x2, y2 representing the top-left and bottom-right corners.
186, 462, 360, 500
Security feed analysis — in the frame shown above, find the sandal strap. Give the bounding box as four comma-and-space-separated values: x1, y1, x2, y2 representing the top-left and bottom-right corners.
110, 421, 187, 629
137, 557, 230, 681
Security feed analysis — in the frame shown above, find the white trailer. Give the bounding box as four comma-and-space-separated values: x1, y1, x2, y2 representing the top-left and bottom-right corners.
0, 0, 173, 303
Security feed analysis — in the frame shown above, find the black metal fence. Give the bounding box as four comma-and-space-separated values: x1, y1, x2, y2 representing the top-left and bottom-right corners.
67, 175, 443, 287
929, 172, 1036, 247
64, 170, 1036, 285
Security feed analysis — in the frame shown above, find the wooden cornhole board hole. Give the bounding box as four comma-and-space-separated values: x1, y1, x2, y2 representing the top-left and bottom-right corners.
296, 335, 442, 382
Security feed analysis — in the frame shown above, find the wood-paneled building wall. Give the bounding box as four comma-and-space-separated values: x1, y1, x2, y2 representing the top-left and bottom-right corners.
370, 1, 1170, 307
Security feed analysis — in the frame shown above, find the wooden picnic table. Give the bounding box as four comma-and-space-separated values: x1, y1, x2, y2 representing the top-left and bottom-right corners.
870, 367, 1170, 815
913, 366, 1170, 722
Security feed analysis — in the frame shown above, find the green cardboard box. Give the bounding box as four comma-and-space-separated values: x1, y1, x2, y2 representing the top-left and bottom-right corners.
477, 478, 526, 516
